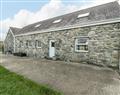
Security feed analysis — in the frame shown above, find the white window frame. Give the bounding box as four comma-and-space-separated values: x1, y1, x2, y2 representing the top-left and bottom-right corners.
26, 40, 28, 48
35, 40, 41, 48
75, 37, 89, 52
19, 41, 24, 48
77, 13, 89, 18
35, 24, 41, 28
53, 19, 62, 23
27, 40, 32, 48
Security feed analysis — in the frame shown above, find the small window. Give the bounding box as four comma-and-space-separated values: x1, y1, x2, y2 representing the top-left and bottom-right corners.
77, 13, 89, 18
26, 40, 32, 48
75, 37, 89, 52
28, 41, 32, 47
53, 19, 62, 23
26, 40, 29, 48
35, 24, 41, 28
51, 42, 55, 47
35, 40, 41, 48
19, 41, 23, 47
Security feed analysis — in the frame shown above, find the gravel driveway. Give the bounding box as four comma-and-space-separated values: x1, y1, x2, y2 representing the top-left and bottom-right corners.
0, 54, 120, 95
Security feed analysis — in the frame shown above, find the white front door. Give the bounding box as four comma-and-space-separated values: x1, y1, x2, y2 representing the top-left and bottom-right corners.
49, 40, 55, 57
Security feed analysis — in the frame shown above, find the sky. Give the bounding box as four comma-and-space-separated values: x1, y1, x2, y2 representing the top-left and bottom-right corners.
0, 0, 120, 41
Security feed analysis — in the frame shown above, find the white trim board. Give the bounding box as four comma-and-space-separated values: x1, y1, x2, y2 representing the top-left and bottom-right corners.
10, 29, 16, 53
15, 18, 120, 37
4, 29, 14, 41
10, 29, 15, 37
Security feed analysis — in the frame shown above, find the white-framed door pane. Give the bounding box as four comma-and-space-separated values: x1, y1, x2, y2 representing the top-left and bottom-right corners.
49, 40, 55, 57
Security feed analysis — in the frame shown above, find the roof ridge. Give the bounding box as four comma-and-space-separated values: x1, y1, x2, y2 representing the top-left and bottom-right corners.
10, 27, 21, 29
21, 1, 119, 29
16, 1, 120, 35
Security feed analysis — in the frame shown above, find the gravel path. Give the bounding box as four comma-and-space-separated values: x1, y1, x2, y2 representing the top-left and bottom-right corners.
0, 54, 120, 95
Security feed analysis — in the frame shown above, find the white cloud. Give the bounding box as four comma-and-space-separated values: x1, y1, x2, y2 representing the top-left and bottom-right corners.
1, 0, 119, 41
1, 9, 34, 40
92, 0, 115, 5
118, 0, 120, 4
1, 0, 80, 41
79, 0, 117, 10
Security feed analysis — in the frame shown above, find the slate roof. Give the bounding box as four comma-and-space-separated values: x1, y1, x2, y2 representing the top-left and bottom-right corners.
13, 1, 120, 35
10, 27, 21, 35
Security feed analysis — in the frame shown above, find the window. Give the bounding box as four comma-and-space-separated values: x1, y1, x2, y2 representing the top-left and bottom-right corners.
35, 40, 41, 48
35, 24, 41, 28
26, 40, 29, 48
75, 37, 89, 52
51, 42, 55, 47
19, 41, 23, 47
28, 41, 32, 47
53, 19, 62, 23
77, 13, 89, 18
26, 40, 32, 48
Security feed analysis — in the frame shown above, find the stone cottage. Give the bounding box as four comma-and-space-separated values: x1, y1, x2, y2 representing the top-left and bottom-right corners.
4, 1, 120, 67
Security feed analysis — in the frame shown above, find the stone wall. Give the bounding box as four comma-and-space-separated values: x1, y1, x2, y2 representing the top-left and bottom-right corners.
15, 22, 120, 67
4, 30, 14, 53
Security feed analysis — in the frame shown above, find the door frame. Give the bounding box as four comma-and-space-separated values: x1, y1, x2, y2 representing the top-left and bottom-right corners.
49, 40, 55, 58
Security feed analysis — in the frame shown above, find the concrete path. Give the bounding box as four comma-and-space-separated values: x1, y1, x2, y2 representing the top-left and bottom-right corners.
0, 54, 120, 95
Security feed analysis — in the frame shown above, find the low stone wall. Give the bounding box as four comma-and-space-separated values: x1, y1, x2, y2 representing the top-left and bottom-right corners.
15, 22, 120, 67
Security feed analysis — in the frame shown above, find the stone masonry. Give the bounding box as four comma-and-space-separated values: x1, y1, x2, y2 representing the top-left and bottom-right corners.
4, 30, 14, 54
15, 22, 120, 67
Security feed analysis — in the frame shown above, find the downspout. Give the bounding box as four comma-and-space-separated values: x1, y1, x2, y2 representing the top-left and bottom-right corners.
3, 33, 7, 54
9, 28, 15, 53
118, 42, 120, 72
117, 33, 120, 71
3, 40, 5, 53
14, 36, 15, 53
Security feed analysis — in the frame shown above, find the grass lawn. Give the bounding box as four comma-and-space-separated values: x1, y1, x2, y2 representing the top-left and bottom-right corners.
0, 65, 63, 95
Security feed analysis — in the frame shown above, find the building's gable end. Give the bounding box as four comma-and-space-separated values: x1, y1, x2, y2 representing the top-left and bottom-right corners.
4, 28, 15, 53
4, 29, 14, 42
10, 27, 21, 35
10, 29, 15, 37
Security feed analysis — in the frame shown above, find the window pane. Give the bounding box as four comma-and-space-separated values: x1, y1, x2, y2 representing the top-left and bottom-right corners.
51, 42, 55, 47
76, 45, 80, 50
27, 41, 32, 47
77, 37, 88, 44
80, 45, 85, 50
79, 45, 88, 50
26, 41, 28, 47
19, 41, 23, 47
29, 41, 32, 46
38, 41, 41, 47
35, 40, 37, 47
35, 40, 41, 47
76, 45, 88, 51
84, 45, 88, 50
